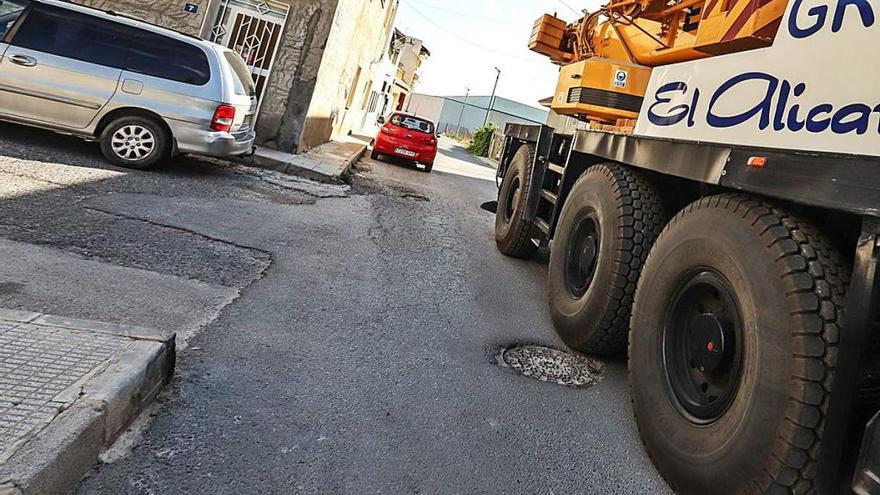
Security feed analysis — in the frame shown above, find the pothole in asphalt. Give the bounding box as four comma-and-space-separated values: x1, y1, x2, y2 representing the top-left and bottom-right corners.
498, 345, 604, 388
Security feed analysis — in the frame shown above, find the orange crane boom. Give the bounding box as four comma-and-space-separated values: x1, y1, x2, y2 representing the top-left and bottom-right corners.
530, 0, 788, 124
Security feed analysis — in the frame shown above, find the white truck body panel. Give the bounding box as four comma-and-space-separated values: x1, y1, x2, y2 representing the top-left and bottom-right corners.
635, 0, 880, 157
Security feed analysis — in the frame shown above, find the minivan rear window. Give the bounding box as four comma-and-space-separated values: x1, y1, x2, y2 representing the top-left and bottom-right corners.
10, 5, 130, 67
126, 29, 210, 86
223, 51, 256, 97
391, 114, 434, 134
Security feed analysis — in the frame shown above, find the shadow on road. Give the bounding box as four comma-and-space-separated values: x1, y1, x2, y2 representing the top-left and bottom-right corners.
0, 122, 232, 178
367, 152, 429, 173
0, 121, 315, 297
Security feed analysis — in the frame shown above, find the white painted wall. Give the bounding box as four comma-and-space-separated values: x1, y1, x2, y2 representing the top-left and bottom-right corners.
407, 94, 445, 122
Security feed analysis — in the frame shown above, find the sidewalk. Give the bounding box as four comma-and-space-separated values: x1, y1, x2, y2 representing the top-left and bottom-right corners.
0, 310, 174, 495
238, 139, 367, 184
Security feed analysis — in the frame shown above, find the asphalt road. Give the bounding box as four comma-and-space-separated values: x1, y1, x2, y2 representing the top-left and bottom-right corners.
0, 126, 669, 494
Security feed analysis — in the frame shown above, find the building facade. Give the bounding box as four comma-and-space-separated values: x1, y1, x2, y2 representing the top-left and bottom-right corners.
389, 29, 429, 112
360, 28, 430, 137
78, 0, 399, 153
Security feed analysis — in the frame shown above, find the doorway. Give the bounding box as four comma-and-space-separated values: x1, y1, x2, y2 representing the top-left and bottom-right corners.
203, 0, 289, 116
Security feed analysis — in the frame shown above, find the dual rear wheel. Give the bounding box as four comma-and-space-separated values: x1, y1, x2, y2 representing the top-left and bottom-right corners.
494, 158, 850, 493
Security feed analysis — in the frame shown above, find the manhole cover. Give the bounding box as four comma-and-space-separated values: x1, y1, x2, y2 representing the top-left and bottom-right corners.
500, 345, 603, 388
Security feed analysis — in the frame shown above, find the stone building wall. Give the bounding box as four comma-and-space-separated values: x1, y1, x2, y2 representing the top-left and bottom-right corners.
257, 0, 337, 152
285, 0, 398, 152
78, 0, 210, 35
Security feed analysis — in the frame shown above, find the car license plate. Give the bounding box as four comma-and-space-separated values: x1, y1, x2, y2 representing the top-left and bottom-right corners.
395, 147, 416, 157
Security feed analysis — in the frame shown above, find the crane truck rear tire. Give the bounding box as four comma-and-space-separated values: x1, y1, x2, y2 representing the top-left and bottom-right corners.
548, 163, 664, 355
495, 144, 539, 259
630, 195, 849, 495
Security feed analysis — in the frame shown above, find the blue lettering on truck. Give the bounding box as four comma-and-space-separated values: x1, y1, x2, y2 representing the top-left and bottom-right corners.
788, 0, 874, 37
647, 82, 693, 126
647, 72, 880, 135
646, 0, 878, 135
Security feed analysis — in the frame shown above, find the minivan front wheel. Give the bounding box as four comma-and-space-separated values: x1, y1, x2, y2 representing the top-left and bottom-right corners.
100, 116, 170, 169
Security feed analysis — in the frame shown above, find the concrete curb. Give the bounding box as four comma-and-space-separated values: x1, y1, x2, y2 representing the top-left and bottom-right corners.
0, 311, 175, 495
234, 142, 367, 184
335, 143, 366, 180
272, 144, 366, 184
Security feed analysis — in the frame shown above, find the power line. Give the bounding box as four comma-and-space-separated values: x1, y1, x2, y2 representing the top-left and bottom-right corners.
556, 0, 582, 15
401, 0, 546, 64
406, 0, 519, 25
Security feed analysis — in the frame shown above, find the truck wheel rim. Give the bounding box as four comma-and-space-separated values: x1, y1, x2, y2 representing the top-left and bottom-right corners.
662, 269, 744, 424
504, 176, 521, 222
564, 212, 600, 298
111, 125, 156, 161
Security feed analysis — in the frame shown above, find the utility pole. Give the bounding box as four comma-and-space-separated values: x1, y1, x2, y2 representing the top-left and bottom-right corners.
456, 87, 470, 135
484, 67, 501, 126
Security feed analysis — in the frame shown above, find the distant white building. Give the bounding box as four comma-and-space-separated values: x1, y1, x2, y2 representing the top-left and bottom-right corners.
407, 94, 549, 137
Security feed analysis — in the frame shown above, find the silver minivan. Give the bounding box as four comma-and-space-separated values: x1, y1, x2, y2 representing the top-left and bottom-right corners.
0, 0, 257, 169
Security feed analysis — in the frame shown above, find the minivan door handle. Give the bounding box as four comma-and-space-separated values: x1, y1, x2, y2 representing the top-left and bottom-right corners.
8, 55, 37, 67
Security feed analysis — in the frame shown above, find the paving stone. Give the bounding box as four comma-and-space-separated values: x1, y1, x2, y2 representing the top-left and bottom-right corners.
0, 318, 130, 457
0, 310, 173, 495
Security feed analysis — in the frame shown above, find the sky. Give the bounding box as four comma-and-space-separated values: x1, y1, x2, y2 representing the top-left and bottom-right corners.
394, 0, 603, 109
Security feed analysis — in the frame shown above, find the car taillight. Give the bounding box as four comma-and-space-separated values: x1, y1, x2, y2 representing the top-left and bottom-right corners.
381, 125, 397, 134
211, 104, 236, 132
427, 137, 437, 145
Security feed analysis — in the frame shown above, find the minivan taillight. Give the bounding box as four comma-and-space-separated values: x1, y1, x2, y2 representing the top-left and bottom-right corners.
211, 104, 236, 132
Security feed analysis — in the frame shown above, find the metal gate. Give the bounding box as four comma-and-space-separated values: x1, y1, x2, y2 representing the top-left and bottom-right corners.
207, 0, 288, 115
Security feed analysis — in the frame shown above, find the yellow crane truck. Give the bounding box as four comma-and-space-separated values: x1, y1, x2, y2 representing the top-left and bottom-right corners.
490, 0, 880, 492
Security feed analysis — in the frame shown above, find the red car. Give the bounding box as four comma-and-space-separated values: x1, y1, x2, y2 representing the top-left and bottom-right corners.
371, 112, 438, 173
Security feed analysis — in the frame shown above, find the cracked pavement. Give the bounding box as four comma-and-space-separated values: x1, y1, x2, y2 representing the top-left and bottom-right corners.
0, 123, 669, 494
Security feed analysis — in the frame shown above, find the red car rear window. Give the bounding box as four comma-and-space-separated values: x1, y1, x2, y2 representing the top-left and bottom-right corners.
391, 114, 434, 134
